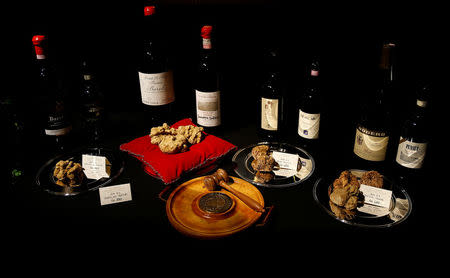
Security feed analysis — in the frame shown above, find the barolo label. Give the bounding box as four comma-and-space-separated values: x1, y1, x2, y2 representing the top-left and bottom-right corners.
45, 113, 71, 136
261, 98, 278, 131
298, 110, 320, 139
196, 90, 221, 127
396, 137, 427, 169
138, 71, 175, 106
353, 126, 389, 161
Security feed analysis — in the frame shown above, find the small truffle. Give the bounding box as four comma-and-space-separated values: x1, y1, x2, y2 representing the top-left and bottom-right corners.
53, 160, 85, 187
253, 171, 274, 183
360, 170, 384, 188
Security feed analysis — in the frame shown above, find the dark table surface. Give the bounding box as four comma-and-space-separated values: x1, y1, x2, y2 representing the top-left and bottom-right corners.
4, 108, 439, 260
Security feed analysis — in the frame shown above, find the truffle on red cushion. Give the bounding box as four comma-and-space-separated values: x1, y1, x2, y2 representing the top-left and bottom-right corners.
119, 118, 236, 184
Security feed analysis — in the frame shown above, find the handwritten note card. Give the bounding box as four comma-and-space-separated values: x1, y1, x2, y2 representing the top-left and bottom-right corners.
99, 183, 132, 206
272, 151, 300, 177
359, 184, 393, 208
271, 151, 299, 170
82, 154, 110, 180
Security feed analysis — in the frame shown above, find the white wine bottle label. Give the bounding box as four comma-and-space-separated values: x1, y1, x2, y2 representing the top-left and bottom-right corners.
353, 127, 389, 161
45, 126, 72, 136
298, 110, 320, 139
196, 90, 221, 127
261, 98, 278, 131
138, 71, 175, 106
396, 137, 427, 169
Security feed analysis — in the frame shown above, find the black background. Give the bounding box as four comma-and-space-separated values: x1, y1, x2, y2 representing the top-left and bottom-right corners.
1, 0, 445, 267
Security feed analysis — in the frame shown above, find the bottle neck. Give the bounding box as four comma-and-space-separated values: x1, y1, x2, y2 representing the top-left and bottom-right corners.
143, 13, 159, 42
379, 44, 396, 84
415, 98, 428, 115
83, 74, 93, 81
202, 38, 212, 50
34, 47, 46, 60
416, 99, 427, 108
269, 71, 280, 79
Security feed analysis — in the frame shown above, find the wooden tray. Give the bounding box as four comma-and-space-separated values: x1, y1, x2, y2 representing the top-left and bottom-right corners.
160, 176, 271, 239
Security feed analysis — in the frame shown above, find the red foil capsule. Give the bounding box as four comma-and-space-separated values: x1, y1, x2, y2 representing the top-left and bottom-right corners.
144, 5, 155, 16
32, 35, 46, 59
201, 25, 213, 39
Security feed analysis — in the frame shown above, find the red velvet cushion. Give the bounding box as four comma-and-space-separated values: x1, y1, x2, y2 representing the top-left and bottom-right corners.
120, 118, 236, 184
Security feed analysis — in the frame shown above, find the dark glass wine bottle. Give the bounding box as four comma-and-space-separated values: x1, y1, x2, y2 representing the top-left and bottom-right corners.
194, 25, 221, 132
138, 5, 175, 126
32, 35, 72, 153
297, 58, 321, 149
80, 59, 105, 144
258, 49, 285, 141
378, 42, 399, 163
395, 83, 430, 176
352, 85, 391, 172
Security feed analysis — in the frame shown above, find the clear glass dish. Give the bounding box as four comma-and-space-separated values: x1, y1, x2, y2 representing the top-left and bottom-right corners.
35, 147, 125, 196
232, 142, 315, 188
312, 169, 412, 228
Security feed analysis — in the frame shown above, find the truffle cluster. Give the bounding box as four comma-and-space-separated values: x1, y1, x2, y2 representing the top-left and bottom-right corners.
150, 123, 204, 154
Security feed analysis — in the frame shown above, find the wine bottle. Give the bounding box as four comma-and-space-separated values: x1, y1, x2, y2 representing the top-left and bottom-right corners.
80, 59, 105, 143
32, 35, 72, 152
395, 83, 430, 173
297, 58, 321, 148
258, 49, 285, 141
352, 85, 391, 171
138, 5, 175, 126
379, 42, 400, 158
194, 25, 221, 132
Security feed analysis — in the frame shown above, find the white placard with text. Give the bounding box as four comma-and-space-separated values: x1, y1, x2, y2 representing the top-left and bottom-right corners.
99, 183, 132, 206
359, 184, 393, 208
82, 154, 110, 180
271, 151, 299, 170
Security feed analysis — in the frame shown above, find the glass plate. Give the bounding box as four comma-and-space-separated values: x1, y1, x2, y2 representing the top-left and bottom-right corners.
232, 142, 315, 188
312, 169, 412, 228
35, 147, 125, 196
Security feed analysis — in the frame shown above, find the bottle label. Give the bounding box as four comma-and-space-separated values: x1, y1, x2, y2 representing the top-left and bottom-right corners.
196, 90, 221, 127
353, 126, 389, 161
82, 103, 104, 125
138, 71, 175, 106
396, 137, 427, 169
45, 126, 72, 136
261, 98, 278, 131
298, 110, 320, 139
417, 99, 427, 108
45, 103, 71, 136
202, 38, 212, 49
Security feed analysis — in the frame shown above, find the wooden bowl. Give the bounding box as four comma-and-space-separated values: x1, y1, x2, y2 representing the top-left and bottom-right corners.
165, 176, 265, 239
